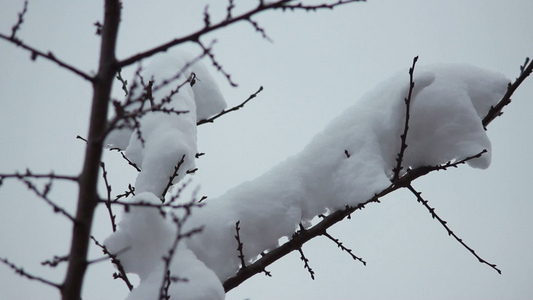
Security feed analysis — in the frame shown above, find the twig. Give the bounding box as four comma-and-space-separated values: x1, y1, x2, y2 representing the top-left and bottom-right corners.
235, 221, 247, 269
0, 32, 94, 82
0, 170, 78, 182
41, 255, 69, 268
10, 0, 28, 39
297, 248, 315, 280
196, 39, 237, 86
322, 231, 366, 265
12, 176, 77, 222
197, 86, 264, 125
406, 184, 501, 274
392, 56, 418, 181
90, 236, 133, 291
117, 0, 363, 68
0, 257, 61, 290
482, 57, 533, 128
160, 155, 186, 200
278, 0, 365, 11
100, 162, 117, 232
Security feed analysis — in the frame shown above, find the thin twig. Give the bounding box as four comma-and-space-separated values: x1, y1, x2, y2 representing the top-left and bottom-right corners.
90, 236, 133, 291
197, 86, 263, 125
10, 0, 28, 39
117, 0, 363, 68
0, 257, 61, 290
100, 162, 117, 232
406, 184, 501, 274
482, 57, 533, 128
0, 32, 94, 82
322, 231, 366, 265
392, 56, 418, 181
160, 155, 186, 200
297, 248, 315, 280
235, 221, 247, 269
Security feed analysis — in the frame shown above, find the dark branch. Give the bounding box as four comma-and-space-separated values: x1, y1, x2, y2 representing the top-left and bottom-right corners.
100, 162, 117, 232
160, 155, 186, 200
406, 185, 501, 274
117, 0, 363, 68
322, 231, 366, 265
298, 248, 315, 280
41, 255, 69, 268
392, 56, 418, 181
0, 33, 94, 82
482, 57, 533, 128
10, 0, 28, 39
197, 86, 263, 125
0, 257, 61, 290
235, 221, 247, 269
90, 236, 133, 291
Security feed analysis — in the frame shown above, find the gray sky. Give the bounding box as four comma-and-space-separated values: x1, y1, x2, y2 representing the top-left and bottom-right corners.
0, 0, 532, 299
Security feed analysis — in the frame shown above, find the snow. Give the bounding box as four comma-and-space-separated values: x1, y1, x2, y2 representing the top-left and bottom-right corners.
105, 49, 227, 197
104, 54, 509, 300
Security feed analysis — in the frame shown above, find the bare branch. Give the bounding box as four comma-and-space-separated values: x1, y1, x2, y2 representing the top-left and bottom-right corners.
406, 185, 501, 274
483, 57, 533, 128
161, 155, 186, 200
10, 0, 28, 39
0, 257, 61, 290
117, 0, 364, 68
0, 32, 94, 82
90, 236, 133, 291
197, 86, 264, 125
279, 0, 366, 11
392, 56, 418, 181
297, 247, 315, 280
100, 162, 117, 232
322, 231, 366, 265
9, 176, 77, 222
0, 170, 78, 182
41, 255, 69, 268
196, 39, 238, 86
235, 221, 247, 269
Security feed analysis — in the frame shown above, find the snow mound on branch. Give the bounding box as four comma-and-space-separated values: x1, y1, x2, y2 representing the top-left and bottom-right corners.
106, 63, 509, 299
183, 64, 509, 280
105, 49, 227, 196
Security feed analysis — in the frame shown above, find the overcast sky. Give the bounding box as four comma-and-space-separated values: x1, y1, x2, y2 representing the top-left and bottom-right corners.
0, 0, 532, 299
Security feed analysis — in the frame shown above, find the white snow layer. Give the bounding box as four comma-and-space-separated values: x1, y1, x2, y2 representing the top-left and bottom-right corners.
105, 49, 227, 197
105, 60, 509, 300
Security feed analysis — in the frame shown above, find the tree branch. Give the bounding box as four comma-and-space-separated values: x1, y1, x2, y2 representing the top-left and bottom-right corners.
61, 1, 121, 299
482, 57, 533, 128
406, 184, 501, 274
223, 149, 489, 292
0, 32, 94, 82
392, 56, 418, 181
197, 86, 263, 125
0, 257, 61, 290
116, 0, 364, 68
